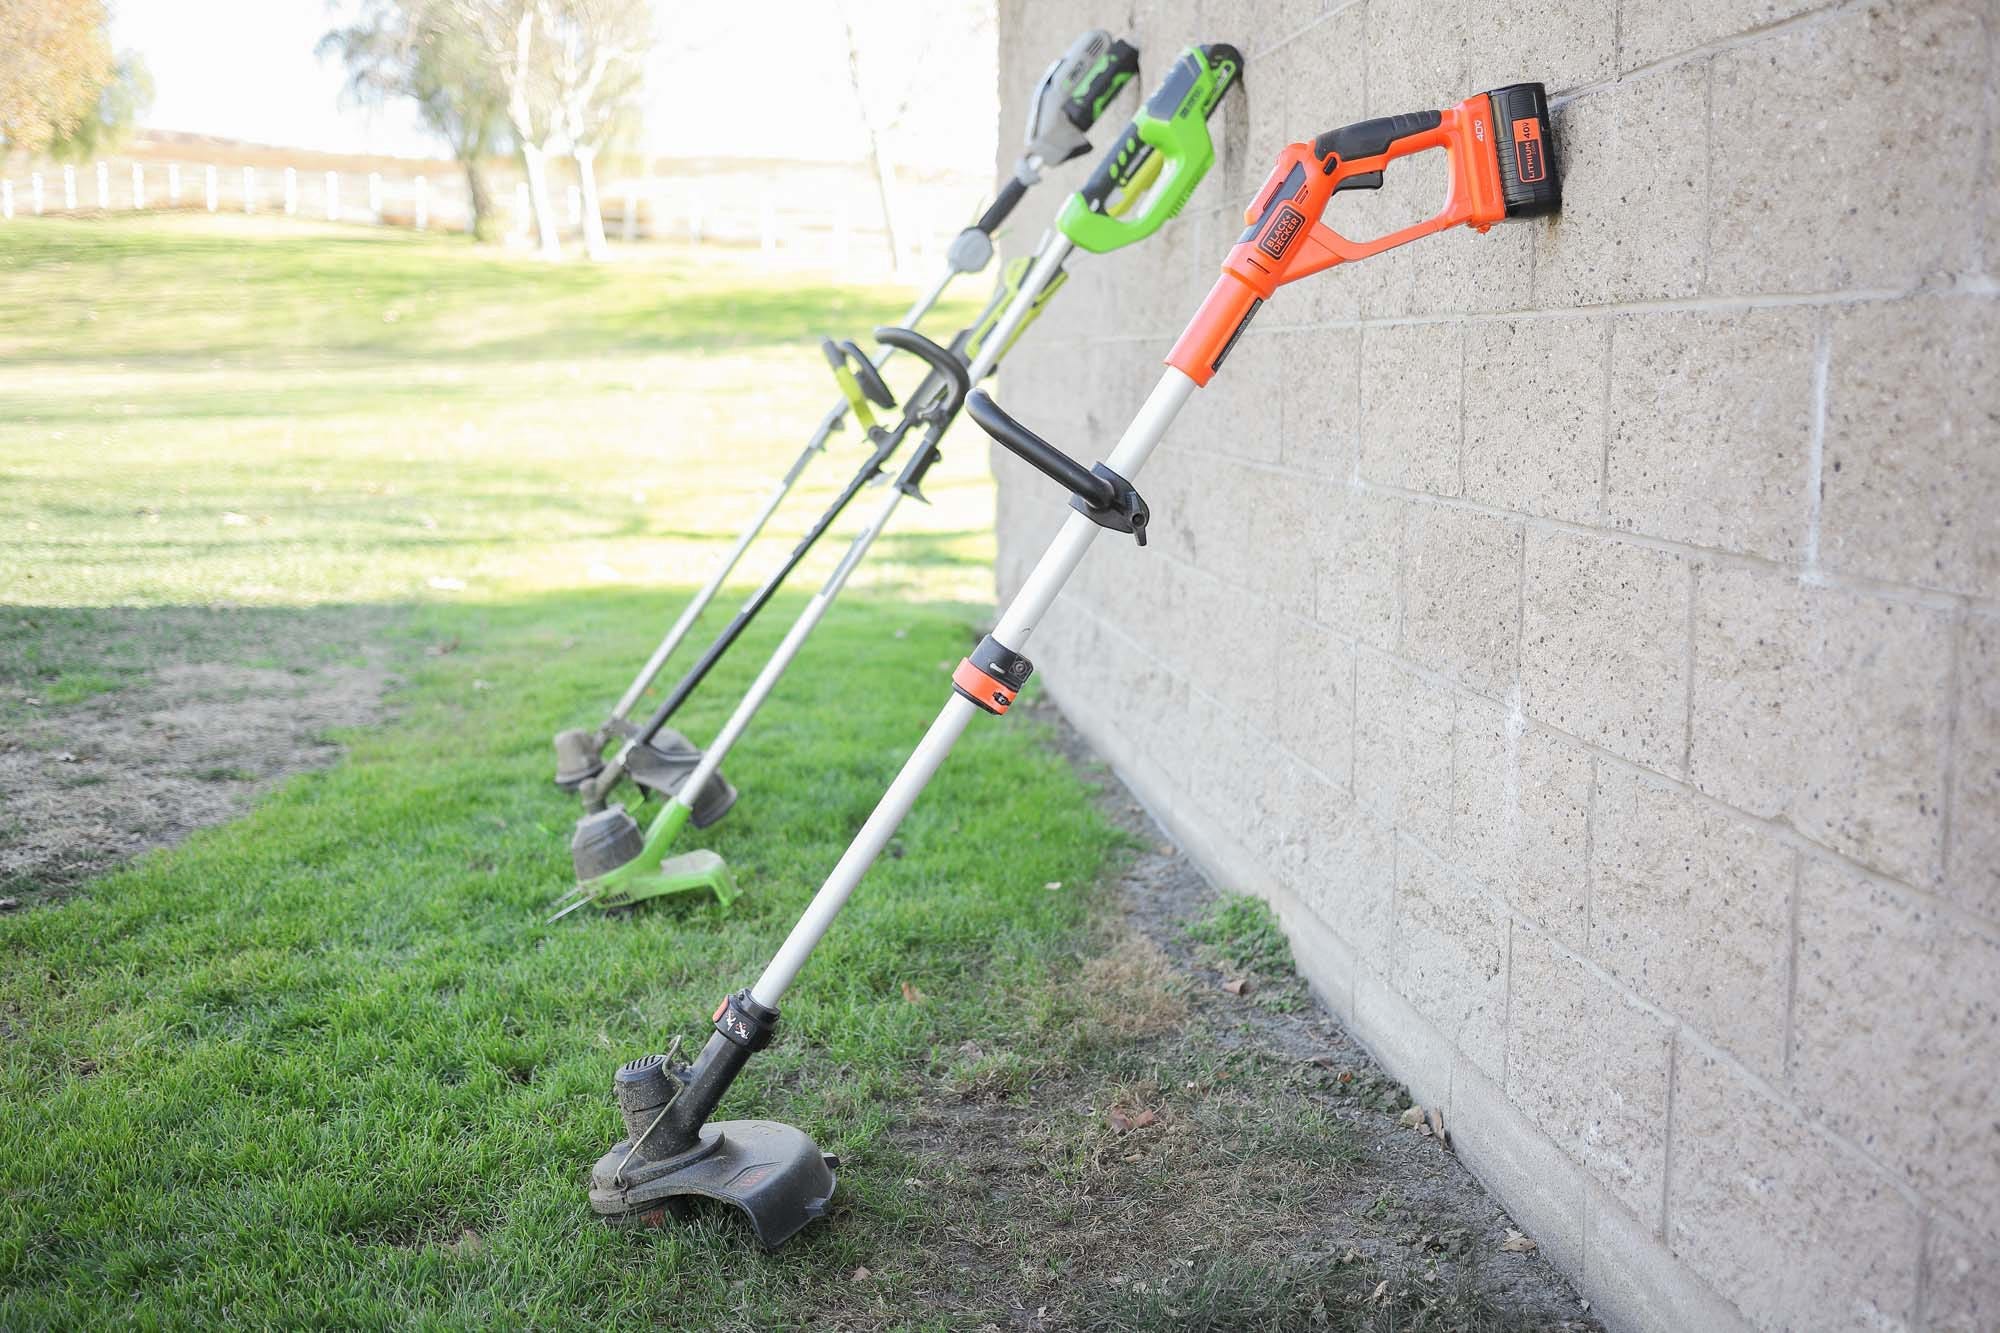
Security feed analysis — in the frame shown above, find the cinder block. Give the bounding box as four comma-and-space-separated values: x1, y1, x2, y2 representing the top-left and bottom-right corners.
1276, 615, 1354, 785
1532, 61, 1707, 306
1399, 503, 1523, 696
1616, 0, 1822, 72
1358, 321, 1463, 495
1177, 329, 1285, 466
1689, 564, 1953, 888
1458, 0, 1617, 99
1708, 1, 1985, 294
1301, 804, 1397, 979
1590, 764, 1793, 1077
1393, 842, 1508, 1079
1668, 1045, 1922, 1333
1821, 294, 2000, 600
1521, 529, 1690, 773
1605, 308, 1815, 562
1179, 565, 1278, 732
1355, 964, 1457, 1108
1193, 456, 1300, 603
1451, 1059, 1589, 1282
1354, 650, 1455, 850
1402, 210, 1537, 318
1276, 327, 1360, 480
1364, 0, 1468, 121
1507, 925, 1673, 1220
1792, 856, 2000, 1241
1453, 696, 1593, 950
1313, 485, 1404, 651
1950, 614, 2000, 924
1583, 1182, 1757, 1333
1463, 315, 1608, 525
1923, 1217, 2000, 1333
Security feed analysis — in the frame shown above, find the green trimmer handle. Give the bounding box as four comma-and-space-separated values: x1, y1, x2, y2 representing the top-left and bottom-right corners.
1056, 43, 1243, 255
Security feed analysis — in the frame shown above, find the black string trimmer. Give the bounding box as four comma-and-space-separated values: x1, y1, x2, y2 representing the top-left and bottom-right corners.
582, 80, 1562, 1247
550, 28, 1139, 802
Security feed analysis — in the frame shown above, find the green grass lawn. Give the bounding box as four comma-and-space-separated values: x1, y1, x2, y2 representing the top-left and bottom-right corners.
0, 216, 1119, 1327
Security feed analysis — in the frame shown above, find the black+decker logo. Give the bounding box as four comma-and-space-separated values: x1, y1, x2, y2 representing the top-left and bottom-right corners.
1258, 205, 1305, 261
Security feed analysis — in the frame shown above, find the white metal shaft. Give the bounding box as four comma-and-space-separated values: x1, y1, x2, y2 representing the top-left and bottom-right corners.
606, 269, 959, 722
965, 233, 1073, 385
669, 486, 908, 811
662, 239, 1074, 817
751, 367, 1200, 1007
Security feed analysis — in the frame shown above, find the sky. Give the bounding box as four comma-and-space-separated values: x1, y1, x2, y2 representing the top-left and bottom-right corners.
109, 0, 997, 168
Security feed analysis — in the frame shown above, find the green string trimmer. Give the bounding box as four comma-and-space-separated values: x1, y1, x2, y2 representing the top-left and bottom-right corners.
550, 28, 1140, 800
551, 44, 1243, 921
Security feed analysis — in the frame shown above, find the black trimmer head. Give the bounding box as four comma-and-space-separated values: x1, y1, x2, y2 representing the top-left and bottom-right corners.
623, 728, 738, 828
553, 727, 606, 791
589, 1009, 836, 1249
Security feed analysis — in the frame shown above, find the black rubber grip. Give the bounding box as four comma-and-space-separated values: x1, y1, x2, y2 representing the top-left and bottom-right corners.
1312, 109, 1441, 165
975, 175, 1029, 234
1078, 121, 1149, 210
1063, 38, 1139, 130
966, 390, 1116, 509
1486, 83, 1561, 218
873, 325, 970, 413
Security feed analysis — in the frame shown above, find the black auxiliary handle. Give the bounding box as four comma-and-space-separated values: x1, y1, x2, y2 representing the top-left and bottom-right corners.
966, 390, 1149, 545
873, 325, 972, 503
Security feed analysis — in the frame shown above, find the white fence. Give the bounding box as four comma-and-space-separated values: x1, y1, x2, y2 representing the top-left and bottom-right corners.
0, 152, 987, 273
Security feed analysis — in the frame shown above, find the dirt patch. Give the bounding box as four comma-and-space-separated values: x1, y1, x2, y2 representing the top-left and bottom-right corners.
861, 705, 1603, 1332
0, 606, 401, 897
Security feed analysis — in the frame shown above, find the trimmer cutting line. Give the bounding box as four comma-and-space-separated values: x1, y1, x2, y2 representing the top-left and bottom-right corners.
552, 44, 1243, 919
550, 28, 1140, 800
582, 80, 1563, 1246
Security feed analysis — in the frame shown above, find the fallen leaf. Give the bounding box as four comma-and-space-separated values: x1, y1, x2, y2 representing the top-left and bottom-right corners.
1339, 1070, 1354, 1084
424, 638, 460, 656
1427, 1106, 1447, 1145
1043, 881, 1062, 891
426, 575, 466, 591
850, 1265, 871, 1282
1500, 1228, 1537, 1253
75, 1059, 99, 1078
1220, 977, 1248, 996
900, 981, 926, 1004
1107, 1108, 1132, 1132
1398, 1105, 1426, 1128
1370, 1280, 1390, 1305
0, 898, 20, 912
449, 1228, 482, 1255
1130, 1108, 1157, 1129
54, 752, 76, 763
1340, 1247, 1361, 1265
1417, 1123, 1433, 1137
221, 511, 249, 526
956, 1040, 984, 1061
471, 679, 492, 691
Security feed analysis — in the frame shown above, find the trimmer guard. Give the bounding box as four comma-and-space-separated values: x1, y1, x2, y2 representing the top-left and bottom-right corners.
588, 1119, 837, 1250
552, 727, 606, 791
624, 727, 739, 829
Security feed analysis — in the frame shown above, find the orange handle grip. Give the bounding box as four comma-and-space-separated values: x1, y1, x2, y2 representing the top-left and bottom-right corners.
1168, 90, 1521, 386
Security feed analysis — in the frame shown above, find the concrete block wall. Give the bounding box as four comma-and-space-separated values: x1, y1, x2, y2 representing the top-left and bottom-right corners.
987, 2, 1998, 1329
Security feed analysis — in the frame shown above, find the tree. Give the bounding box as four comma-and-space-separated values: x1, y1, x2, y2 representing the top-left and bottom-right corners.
319, 1, 510, 241
446, 0, 563, 259
0, 0, 114, 156
46, 52, 150, 163
542, 0, 648, 260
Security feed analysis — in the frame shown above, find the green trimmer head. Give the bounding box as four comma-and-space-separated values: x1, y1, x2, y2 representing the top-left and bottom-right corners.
556, 799, 738, 919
